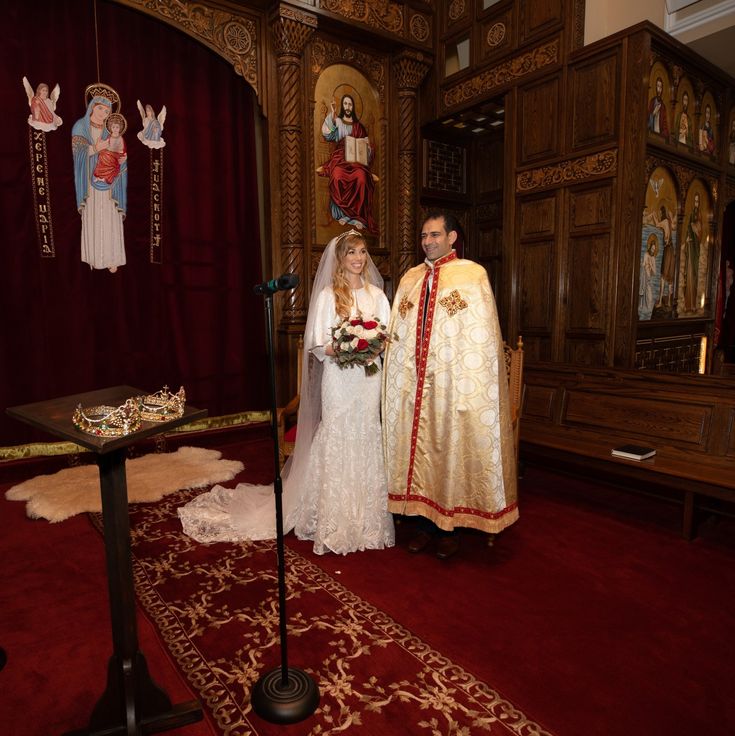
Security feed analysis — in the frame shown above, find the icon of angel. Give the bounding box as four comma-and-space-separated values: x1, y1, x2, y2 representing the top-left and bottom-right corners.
136, 100, 166, 149
22, 76, 63, 132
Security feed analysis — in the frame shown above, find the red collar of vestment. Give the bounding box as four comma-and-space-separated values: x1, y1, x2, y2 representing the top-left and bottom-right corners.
426, 250, 458, 270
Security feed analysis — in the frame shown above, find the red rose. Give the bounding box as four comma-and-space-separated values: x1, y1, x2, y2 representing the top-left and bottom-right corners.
356, 338, 369, 350
350, 319, 363, 326
362, 320, 378, 329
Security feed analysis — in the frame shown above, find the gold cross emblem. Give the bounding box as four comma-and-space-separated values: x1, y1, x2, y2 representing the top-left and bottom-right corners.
439, 290, 468, 316
398, 296, 414, 319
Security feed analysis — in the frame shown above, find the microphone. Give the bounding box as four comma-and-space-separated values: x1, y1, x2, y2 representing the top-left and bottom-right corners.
253, 273, 300, 295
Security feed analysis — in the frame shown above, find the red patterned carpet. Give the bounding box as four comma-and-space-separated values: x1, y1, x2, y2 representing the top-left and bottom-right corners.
2, 432, 735, 735
108, 488, 553, 735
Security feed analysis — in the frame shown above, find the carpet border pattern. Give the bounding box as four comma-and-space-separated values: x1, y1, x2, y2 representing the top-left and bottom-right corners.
92, 491, 554, 736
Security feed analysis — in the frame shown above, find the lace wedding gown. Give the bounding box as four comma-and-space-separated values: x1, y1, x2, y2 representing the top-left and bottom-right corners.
178, 282, 395, 556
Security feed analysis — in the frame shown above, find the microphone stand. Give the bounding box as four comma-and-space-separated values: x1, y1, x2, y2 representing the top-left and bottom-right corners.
250, 289, 320, 724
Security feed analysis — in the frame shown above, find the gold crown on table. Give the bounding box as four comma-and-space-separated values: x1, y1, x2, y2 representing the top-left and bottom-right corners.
139, 385, 186, 422
72, 398, 142, 437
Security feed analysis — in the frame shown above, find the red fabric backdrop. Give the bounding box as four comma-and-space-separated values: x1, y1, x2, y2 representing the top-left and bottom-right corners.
0, 0, 268, 446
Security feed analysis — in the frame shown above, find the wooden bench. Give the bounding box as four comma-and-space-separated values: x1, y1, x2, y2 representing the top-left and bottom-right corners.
519, 365, 735, 538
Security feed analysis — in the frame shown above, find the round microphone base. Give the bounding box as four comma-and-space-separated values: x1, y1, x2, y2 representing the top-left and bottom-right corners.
251, 667, 320, 724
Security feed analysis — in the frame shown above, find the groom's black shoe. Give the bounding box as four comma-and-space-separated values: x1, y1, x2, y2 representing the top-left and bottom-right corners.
436, 534, 460, 560
408, 530, 433, 553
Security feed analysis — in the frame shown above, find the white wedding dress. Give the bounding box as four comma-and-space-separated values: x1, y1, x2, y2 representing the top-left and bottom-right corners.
292, 283, 394, 554
178, 278, 395, 556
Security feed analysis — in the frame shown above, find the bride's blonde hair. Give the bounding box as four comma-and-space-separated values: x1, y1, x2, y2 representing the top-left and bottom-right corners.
332, 230, 367, 320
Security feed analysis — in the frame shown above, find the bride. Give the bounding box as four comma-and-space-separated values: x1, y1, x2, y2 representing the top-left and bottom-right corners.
178, 230, 395, 555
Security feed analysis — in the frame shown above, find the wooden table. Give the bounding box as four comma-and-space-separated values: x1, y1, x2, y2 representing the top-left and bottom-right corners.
7, 386, 207, 736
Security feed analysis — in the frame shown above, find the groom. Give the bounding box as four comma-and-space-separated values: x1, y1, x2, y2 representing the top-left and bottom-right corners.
381, 210, 518, 559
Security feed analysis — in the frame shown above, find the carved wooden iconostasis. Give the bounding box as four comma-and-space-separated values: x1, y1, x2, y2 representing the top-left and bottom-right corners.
264, 3, 433, 400
419, 0, 734, 376
422, 0, 604, 366
638, 35, 733, 374
114, 1, 734, 386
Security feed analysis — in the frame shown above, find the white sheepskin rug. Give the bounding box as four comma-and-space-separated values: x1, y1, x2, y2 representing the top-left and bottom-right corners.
5, 446, 244, 523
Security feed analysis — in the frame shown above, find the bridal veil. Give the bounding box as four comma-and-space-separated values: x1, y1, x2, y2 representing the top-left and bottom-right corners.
178, 231, 384, 542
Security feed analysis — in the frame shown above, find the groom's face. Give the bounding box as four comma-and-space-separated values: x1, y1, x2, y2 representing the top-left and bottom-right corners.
421, 218, 456, 262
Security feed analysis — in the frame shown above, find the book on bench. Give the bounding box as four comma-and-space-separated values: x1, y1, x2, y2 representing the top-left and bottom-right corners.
611, 444, 656, 461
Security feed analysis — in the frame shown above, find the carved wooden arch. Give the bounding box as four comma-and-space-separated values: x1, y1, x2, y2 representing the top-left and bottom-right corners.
644, 157, 684, 220
645, 154, 717, 207
683, 174, 719, 212
309, 37, 390, 249
310, 38, 388, 104
112, 0, 263, 106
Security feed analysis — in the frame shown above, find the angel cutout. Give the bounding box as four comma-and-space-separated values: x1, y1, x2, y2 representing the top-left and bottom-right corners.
136, 100, 166, 149
23, 76, 63, 132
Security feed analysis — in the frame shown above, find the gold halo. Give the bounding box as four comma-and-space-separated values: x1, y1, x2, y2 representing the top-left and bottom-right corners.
332, 85, 363, 121
84, 82, 121, 113
105, 112, 127, 135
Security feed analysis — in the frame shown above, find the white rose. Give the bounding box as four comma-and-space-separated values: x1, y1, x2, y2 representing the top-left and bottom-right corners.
351, 325, 365, 337
350, 337, 360, 349
362, 328, 378, 340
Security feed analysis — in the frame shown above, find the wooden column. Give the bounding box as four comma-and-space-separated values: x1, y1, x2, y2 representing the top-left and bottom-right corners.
271, 6, 316, 323
393, 50, 430, 279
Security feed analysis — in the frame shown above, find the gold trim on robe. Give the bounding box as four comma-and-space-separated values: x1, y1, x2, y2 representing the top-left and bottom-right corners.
382, 252, 518, 533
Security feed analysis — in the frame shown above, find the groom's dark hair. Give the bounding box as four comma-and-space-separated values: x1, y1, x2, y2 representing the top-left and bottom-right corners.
422, 210, 460, 237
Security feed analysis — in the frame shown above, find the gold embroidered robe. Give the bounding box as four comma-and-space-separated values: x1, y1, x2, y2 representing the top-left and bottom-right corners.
382, 252, 518, 533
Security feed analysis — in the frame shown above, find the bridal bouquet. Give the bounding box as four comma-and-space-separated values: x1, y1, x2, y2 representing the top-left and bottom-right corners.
331, 316, 391, 376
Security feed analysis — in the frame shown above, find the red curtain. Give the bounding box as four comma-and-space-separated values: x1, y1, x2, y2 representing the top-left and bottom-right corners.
0, 0, 268, 445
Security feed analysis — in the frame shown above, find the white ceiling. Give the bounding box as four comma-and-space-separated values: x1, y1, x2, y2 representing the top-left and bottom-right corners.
686, 25, 735, 77
667, 0, 735, 78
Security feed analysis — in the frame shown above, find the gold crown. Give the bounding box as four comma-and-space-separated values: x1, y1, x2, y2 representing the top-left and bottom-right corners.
139, 385, 186, 422
72, 398, 142, 437
84, 82, 121, 112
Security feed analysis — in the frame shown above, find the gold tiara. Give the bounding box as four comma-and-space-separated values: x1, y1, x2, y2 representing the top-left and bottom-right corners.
72, 398, 142, 437
138, 385, 186, 422
336, 228, 363, 243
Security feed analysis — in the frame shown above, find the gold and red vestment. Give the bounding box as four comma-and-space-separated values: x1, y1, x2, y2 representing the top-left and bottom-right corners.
382, 252, 518, 533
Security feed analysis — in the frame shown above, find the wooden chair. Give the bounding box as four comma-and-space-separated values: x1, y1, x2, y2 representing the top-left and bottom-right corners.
487, 336, 524, 547
276, 336, 303, 464
503, 336, 525, 466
